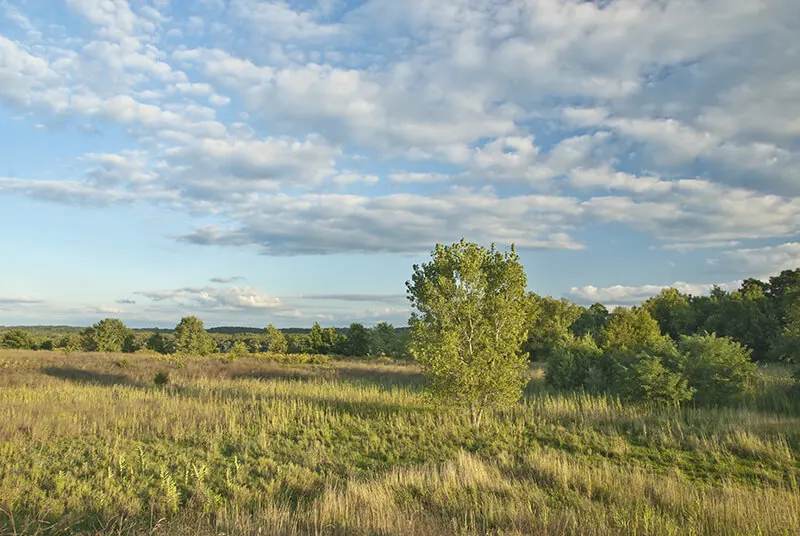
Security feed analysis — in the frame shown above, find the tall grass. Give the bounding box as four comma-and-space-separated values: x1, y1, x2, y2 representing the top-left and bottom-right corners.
0, 349, 797, 535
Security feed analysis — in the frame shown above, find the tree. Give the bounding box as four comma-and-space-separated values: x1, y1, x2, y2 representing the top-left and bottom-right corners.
146, 331, 174, 354
524, 295, 583, 360
406, 240, 530, 428
772, 287, 800, 362
265, 324, 288, 354
643, 288, 695, 340
306, 322, 326, 353
85, 318, 131, 352
599, 307, 662, 351
173, 316, 216, 356
322, 327, 339, 354
345, 322, 370, 356
1, 329, 36, 349
571, 302, 610, 340
370, 322, 400, 357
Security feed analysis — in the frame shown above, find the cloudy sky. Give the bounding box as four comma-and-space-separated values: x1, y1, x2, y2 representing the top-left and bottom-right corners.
0, 0, 798, 328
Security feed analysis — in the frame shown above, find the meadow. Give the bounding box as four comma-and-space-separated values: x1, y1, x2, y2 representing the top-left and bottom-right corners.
0, 349, 798, 535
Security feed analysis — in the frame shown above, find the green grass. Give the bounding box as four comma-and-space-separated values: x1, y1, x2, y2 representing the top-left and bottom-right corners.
0, 350, 798, 535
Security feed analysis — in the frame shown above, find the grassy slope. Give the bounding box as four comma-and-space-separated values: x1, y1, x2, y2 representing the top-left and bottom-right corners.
0, 350, 798, 535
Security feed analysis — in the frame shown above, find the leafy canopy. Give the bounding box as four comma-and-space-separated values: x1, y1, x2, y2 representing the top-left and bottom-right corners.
174, 316, 216, 356
407, 240, 530, 428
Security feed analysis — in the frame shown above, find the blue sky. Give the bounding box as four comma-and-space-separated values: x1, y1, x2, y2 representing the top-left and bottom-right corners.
0, 0, 798, 328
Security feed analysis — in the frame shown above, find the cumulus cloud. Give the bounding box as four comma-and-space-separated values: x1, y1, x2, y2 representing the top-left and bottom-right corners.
0, 0, 798, 261
136, 285, 281, 310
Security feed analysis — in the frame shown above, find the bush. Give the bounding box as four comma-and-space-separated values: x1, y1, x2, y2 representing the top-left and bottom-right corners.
1, 329, 36, 349
611, 339, 694, 406
154, 371, 170, 386
679, 333, 756, 405
545, 336, 602, 390
227, 341, 249, 362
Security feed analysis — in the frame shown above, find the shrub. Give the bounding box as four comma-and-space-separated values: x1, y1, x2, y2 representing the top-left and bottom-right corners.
227, 341, 249, 362
545, 336, 602, 390
1, 329, 36, 349
154, 371, 170, 386
679, 333, 756, 404
611, 339, 694, 406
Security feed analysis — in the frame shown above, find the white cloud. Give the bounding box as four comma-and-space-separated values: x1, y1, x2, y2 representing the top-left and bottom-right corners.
570, 280, 740, 305
714, 243, 800, 279
137, 285, 281, 310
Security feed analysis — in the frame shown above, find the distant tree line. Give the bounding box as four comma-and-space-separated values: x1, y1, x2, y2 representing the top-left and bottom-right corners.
0, 317, 409, 359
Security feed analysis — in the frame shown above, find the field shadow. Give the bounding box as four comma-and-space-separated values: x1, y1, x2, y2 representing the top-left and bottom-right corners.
42, 366, 139, 387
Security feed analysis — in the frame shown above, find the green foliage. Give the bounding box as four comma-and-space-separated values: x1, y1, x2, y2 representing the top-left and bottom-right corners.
680, 333, 757, 405
174, 316, 216, 356
599, 307, 662, 351
306, 322, 326, 353
83, 318, 131, 353
1, 328, 36, 349
345, 322, 370, 356
370, 321, 401, 357
146, 331, 174, 354
227, 341, 249, 361
545, 336, 603, 391
525, 295, 584, 360
611, 338, 694, 406
644, 288, 695, 340
265, 324, 288, 354
570, 302, 609, 339
407, 240, 530, 428
703, 286, 780, 361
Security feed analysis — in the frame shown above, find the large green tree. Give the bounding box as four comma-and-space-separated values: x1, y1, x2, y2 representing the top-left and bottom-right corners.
407, 240, 530, 428
643, 288, 695, 340
85, 318, 131, 352
173, 316, 216, 356
370, 322, 401, 357
345, 322, 370, 357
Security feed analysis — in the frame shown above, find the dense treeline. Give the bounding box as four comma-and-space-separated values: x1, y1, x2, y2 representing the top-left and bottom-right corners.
527, 268, 800, 406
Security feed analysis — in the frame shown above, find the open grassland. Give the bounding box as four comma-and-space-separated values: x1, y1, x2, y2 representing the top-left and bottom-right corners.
0, 350, 798, 535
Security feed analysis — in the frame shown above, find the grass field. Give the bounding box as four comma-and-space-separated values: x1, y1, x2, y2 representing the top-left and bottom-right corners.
0, 349, 798, 535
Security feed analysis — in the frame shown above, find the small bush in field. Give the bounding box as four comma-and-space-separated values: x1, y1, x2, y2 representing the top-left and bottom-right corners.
226, 341, 249, 362
680, 333, 756, 404
116, 358, 129, 369
154, 370, 170, 386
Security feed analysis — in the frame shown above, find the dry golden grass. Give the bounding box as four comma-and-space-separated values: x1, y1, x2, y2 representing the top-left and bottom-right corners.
0, 349, 797, 535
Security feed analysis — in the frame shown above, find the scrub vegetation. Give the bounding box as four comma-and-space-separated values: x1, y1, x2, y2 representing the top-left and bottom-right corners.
0, 241, 798, 535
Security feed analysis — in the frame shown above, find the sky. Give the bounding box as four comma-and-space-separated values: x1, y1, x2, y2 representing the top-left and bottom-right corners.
0, 0, 799, 328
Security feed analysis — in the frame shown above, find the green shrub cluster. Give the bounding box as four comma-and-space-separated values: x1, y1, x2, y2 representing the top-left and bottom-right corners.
546, 333, 756, 406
